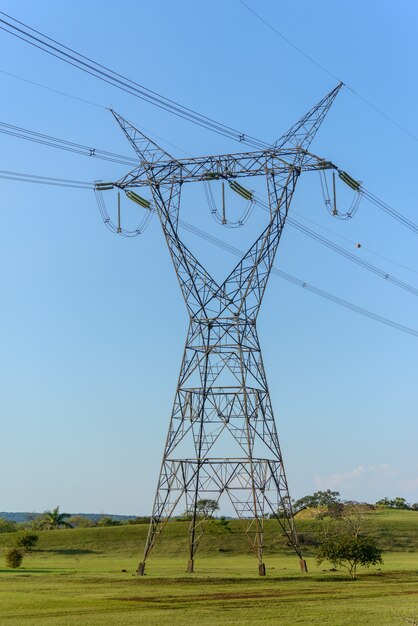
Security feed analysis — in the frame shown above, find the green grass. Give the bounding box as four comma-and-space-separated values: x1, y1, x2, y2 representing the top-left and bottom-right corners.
0, 509, 417, 625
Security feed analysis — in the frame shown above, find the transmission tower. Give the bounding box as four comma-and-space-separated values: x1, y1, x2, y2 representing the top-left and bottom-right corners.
101, 83, 342, 576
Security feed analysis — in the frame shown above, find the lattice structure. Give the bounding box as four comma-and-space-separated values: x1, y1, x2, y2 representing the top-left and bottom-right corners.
107, 83, 342, 575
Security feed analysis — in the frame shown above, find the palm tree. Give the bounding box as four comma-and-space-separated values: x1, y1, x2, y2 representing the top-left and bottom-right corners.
40, 506, 72, 530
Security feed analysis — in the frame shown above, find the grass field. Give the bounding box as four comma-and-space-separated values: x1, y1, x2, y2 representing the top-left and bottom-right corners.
0, 510, 417, 625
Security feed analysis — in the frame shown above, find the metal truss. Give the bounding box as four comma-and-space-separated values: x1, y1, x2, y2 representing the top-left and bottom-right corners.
108, 83, 342, 576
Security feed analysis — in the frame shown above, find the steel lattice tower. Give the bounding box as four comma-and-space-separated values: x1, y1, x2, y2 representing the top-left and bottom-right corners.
105, 84, 341, 576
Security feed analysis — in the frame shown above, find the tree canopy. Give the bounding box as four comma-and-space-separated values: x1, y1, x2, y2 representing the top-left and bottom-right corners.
294, 490, 341, 511
316, 533, 383, 579
39, 506, 72, 530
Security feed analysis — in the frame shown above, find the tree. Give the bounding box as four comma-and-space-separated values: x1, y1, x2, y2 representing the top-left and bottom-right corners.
15, 533, 39, 551
207, 517, 232, 551
391, 497, 410, 510
195, 499, 219, 518
0, 518, 17, 533
376, 497, 411, 509
39, 506, 72, 530
67, 515, 94, 528
294, 490, 341, 511
316, 533, 383, 579
4, 548, 24, 569
338, 504, 374, 538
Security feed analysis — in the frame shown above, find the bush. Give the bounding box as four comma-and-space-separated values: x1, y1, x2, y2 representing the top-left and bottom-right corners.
15, 534, 39, 551
4, 548, 24, 569
0, 518, 17, 533
316, 533, 383, 579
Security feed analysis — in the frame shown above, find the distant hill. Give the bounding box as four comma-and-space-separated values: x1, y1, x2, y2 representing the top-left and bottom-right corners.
0, 512, 136, 523
0, 508, 416, 555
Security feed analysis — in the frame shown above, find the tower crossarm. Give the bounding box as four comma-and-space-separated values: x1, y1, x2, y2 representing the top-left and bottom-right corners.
114, 148, 335, 189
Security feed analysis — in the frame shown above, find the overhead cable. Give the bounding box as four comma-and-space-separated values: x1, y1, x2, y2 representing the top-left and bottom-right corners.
255, 193, 418, 298
0, 120, 137, 166
0, 11, 268, 149
2, 164, 416, 298
361, 188, 418, 235
180, 220, 418, 338
1, 167, 416, 336
237, 0, 418, 146
1, 14, 416, 238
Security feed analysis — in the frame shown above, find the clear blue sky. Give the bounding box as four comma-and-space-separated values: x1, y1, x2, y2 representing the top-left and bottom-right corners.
0, 0, 417, 514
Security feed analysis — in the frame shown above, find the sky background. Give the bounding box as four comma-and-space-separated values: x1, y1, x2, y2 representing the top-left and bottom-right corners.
0, 0, 417, 515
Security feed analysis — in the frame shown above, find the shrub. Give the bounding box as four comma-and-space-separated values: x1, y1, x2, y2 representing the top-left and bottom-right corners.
4, 548, 24, 569
0, 518, 17, 533
15, 534, 39, 551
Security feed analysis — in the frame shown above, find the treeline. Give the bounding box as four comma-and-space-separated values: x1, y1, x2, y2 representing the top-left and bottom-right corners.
0, 506, 152, 533
292, 490, 418, 512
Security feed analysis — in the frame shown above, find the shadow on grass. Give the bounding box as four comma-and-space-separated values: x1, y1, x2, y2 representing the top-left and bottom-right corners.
39, 548, 99, 555
0, 568, 61, 574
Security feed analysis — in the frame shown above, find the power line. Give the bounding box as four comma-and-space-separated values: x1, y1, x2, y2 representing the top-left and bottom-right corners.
288, 215, 418, 296
2, 162, 416, 298
1, 12, 417, 238
0, 67, 104, 109
2, 114, 417, 240
251, 193, 418, 297
0, 169, 93, 188
0, 120, 138, 166
291, 209, 418, 277
0, 11, 268, 150
180, 221, 418, 338
237, 0, 418, 146
0, 12, 416, 302
1, 168, 416, 337
362, 188, 418, 236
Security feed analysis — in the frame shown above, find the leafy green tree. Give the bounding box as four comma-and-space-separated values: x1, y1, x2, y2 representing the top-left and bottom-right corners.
39, 506, 72, 530
0, 518, 17, 533
316, 533, 382, 579
4, 548, 24, 568
195, 499, 220, 518
294, 490, 341, 511
375, 497, 391, 507
376, 497, 410, 509
391, 497, 410, 509
15, 533, 39, 551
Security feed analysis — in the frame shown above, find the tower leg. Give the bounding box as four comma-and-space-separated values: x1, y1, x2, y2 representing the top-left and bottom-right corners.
137, 562, 146, 576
